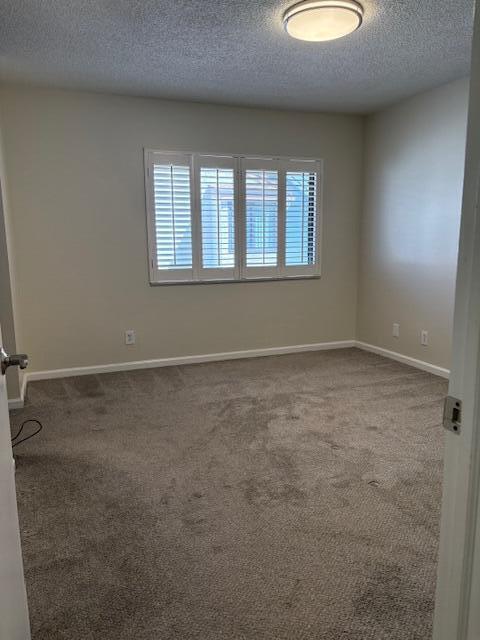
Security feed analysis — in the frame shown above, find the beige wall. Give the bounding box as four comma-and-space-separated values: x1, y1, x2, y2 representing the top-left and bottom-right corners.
0, 85, 364, 373
0, 79, 468, 379
358, 79, 469, 370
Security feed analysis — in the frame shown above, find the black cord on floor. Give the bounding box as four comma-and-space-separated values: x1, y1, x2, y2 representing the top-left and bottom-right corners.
11, 419, 43, 448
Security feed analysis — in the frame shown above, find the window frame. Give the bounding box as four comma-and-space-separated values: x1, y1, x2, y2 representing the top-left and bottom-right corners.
144, 149, 323, 285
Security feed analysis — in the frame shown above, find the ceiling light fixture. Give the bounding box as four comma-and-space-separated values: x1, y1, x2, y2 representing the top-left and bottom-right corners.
283, 0, 364, 42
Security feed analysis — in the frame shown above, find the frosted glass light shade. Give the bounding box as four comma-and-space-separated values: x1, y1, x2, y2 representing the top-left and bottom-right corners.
283, 1, 364, 42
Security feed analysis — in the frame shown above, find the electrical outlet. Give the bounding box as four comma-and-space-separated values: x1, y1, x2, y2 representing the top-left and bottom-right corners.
421, 330, 429, 346
125, 329, 136, 345
392, 323, 400, 338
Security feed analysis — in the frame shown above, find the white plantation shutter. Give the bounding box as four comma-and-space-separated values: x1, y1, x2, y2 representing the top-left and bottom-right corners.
145, 151, 321, 283
245, 173, 278, 266
283, 161, 320, 276
241, 157, 280, 279
200, 169, 235, 268
196, 155, 238, 280
146, 151, 195, 282
153, 164, 193, 269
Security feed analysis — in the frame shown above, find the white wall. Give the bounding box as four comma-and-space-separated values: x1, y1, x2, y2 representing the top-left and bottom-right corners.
358, 79, 469, 370
0, 85, 364, 374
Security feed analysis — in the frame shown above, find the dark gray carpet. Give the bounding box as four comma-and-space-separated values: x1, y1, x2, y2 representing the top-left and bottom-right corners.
11, 348, 446, 639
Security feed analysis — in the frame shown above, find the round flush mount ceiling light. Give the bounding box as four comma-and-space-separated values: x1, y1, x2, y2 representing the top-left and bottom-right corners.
283, 0, 364, 42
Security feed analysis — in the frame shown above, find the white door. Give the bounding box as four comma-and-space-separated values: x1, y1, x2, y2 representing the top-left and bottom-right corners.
433, 2, 480, 638
0, 325, 31, 639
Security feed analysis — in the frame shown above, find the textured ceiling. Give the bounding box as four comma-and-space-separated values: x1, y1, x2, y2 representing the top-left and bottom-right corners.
0, 0, 474, 113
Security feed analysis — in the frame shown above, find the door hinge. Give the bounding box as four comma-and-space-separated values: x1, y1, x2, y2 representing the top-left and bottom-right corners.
443, 396, 462, 435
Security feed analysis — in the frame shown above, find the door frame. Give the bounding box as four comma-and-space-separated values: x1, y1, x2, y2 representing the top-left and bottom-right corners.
433, 2, 480, 638
0, 324, 31, 640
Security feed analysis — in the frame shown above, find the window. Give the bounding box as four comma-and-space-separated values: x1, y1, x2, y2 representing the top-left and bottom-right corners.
196, 155, 238, 281
145, 150, 322, 283
285, 170, 317, 267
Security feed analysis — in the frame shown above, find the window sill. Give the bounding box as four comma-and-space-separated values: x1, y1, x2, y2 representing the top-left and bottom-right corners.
149, 275, 321, 286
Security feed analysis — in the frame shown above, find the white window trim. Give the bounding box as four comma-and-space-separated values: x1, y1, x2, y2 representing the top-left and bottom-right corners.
144, 149, 323, 285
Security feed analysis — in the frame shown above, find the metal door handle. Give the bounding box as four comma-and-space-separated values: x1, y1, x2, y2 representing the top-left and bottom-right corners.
0, 347, 29, 376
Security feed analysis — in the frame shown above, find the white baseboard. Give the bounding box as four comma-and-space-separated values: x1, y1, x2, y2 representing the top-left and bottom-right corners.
355, 341, 450, 379
25, 340, 357, 383
14, 339, 450, 401
7, 374, 28, 410
8, 396, 24, 410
